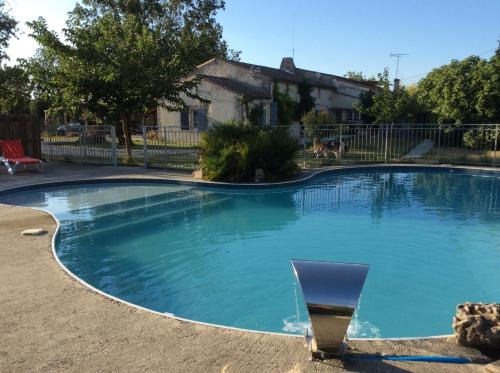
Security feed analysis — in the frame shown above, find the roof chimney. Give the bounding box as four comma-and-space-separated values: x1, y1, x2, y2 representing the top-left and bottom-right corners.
393, 78, 400, 90
280, 57, 296, 73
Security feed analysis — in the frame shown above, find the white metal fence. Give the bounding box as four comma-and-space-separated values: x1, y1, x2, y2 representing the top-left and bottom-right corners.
42, 125, 117, 166
40, 123, 500, 170
142, 126, 201, 169
294, 123, 499, 167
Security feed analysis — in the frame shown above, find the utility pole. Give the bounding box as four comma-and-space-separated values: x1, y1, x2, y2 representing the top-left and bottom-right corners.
390, 53, 410, 79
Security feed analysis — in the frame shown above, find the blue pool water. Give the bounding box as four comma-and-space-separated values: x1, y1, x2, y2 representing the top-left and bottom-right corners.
2, 169, 500, 338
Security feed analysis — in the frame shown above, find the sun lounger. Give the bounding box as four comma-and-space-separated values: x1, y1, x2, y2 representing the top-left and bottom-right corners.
0, 139, 44, 175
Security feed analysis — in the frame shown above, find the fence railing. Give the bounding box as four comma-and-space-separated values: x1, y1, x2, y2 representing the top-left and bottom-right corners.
1, 114, 41, 158
42, 125, 117, 166
293, 123, 499, 168
39, 123, 500, 170
142, 126, 201, 169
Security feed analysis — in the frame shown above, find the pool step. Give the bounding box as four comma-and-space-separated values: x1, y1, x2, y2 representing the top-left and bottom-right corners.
59, 191, 225, 233
64, 188, 199, 219
72, 194, 203, 221
58, 195, 231, 240
59, 190, 211, 227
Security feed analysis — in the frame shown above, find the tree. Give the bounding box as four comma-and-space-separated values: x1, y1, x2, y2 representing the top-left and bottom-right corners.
28, 0, 236, 157
356, 90, 376, 123
301, 109, 335, 142
0, 65, 31, 113
295, 82, 315, 119
416, 55, 500, 124
22, 47, 68, 120
343, 71, 366, 81
0, 0, 16, 62
355, 68, 428, 124
0, 2, 32, 114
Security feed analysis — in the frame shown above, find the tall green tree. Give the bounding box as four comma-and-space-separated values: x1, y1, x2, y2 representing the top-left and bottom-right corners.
22, 47, 67, 119
355, 68, 424, 124
416, 54, 500, 123
28, 0, 236, 156
0, 0, 16, 62
343, 71, 376, 81
0, 1, 32, 114
343, 71, 366, 81
0, 65, 31, 113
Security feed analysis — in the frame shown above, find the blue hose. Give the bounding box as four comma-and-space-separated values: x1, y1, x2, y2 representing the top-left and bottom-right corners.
344, 354, 471, 364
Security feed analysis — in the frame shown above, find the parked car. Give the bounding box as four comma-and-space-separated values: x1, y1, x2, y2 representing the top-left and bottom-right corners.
57, 122, 82, 136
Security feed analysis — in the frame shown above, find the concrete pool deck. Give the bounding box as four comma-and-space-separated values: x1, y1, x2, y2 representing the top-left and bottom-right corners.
0, 163, 495, 372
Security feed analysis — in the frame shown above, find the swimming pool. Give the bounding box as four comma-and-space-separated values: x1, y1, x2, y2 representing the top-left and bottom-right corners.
1, 167, 499, 338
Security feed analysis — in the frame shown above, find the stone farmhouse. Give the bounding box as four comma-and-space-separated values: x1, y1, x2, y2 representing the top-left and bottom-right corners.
157, 57, 377, 130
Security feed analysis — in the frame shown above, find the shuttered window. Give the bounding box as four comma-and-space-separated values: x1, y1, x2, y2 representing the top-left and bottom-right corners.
180, 111, 189, 130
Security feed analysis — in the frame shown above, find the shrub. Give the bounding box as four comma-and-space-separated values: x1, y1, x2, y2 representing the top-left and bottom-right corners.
199, 123, 300, 182
463, 127, 498, 149
301, 109, 336, 143
273, 83, 296, 126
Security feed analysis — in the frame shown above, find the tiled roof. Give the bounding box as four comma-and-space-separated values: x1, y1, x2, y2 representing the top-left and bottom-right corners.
196, 74, 272, 100
226, 60, 377, 90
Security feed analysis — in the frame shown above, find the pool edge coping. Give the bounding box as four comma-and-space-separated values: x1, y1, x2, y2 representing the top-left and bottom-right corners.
3, 163, 499, 341
2, 163, 500, 196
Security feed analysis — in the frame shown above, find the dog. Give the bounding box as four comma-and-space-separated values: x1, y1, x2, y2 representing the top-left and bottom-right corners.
313, 137, 348, 159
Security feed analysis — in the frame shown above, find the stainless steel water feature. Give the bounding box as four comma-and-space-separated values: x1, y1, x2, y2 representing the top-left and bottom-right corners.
290, 260, 369, 359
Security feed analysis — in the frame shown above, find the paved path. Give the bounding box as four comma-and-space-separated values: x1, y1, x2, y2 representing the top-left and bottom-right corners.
0, 163, 491, 372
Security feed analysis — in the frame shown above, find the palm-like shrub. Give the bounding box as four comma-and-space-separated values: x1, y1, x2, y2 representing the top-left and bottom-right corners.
199, 123, 300, 182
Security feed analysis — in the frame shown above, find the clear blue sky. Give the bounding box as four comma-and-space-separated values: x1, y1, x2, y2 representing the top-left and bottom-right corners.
6, 0, 500, 84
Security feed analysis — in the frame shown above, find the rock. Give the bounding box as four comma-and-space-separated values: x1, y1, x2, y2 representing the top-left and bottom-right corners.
21, 228, 47, 236
254, 168, 265, 183
453, 302, 500, 350
192, 169, 203, 179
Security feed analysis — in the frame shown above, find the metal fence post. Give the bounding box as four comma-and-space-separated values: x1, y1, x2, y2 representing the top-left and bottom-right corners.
81, 126, 87, 163
384, 124, 389, 162
437, 125, 442, 164
494, 124, 498, 167
111, 125, 117, 166
339, 123, 343, 161
143, 126, 148, 168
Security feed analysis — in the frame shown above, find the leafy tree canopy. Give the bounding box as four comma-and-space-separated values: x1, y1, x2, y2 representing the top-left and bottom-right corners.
0, 2, 31, 115
355, 68, 428, 124
0, 65, 31, 113
344, 71, 376, 81
0, 0, 16, 62
27, 0, 237, 155
416, 53, 500, 124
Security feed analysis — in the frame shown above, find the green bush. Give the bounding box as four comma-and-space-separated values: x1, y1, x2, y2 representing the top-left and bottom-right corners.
301, 109, 336, 142
463, 127, 498, 149
199, 123, 300, 182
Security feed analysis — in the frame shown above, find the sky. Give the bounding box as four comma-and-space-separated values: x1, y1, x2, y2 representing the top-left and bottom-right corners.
4, 0, 500, 84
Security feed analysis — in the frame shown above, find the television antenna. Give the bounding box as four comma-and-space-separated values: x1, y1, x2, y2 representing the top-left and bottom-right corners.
390, 53, 410, 79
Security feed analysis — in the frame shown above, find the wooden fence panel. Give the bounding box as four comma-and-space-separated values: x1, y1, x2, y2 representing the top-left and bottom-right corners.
0, 114, 41, 158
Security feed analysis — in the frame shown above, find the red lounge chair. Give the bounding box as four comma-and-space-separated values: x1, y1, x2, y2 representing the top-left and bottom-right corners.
0, 140, 44, 175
